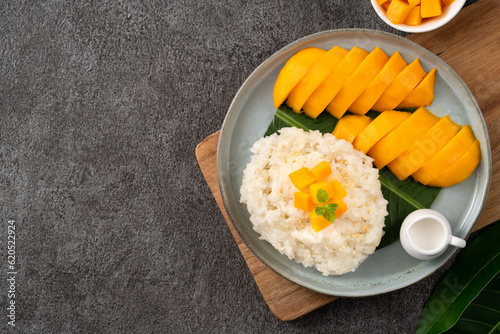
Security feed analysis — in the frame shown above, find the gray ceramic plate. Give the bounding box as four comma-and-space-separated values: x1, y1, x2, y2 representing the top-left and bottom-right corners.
217, 29, 491, 297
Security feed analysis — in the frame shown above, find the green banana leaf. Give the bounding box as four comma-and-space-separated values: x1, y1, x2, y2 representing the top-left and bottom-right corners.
445, 274, 500, 333
417, 221, 500, 334
265, 105, 441, 248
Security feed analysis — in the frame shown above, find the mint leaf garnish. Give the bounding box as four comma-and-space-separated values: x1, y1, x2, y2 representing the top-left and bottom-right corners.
315, 206, 326, 215
326, 203, 338, 213
323, 211, 336, 223
316, 188, 329, 204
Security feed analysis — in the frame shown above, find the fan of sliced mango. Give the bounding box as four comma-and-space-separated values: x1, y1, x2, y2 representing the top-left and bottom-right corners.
273, 46, 481, 188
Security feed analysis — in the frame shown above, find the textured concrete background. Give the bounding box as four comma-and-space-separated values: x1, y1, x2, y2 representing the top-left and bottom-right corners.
0, 0, 479, 333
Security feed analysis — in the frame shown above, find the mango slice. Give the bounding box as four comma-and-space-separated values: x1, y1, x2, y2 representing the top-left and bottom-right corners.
386, 0, 412, 24
310, 181, 335, 204
368, 107, 439, 169
349, 52, 407, 115
398, 68, 437, 108
412, 125, 476, 185
371, 59, 427, 112
421, 0, 443, 18
308, 196, 347, 232
326, 47, 389, 119
387, 115, 462, 180
329, 197, 348, 218
310, 161, 332, 181
294, 192, 315, 212
309, 211, 331, 232
302, 47, 369, 119
353, 110, 410, 154
404, 5, 422, 26
287, 46, 348, 113
427, 140, 481, 188
332, 115, 372, 144
273, 47, 327, 109
289, 167, 316, 191
330, 180, 347, 199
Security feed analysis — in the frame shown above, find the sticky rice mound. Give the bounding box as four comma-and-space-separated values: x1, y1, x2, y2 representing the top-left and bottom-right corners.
240, 127, 388, 275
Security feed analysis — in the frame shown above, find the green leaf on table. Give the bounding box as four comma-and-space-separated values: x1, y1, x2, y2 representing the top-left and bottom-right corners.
417, 221, 500, 334
265, 105, 441, 248
445, 273, 500, 333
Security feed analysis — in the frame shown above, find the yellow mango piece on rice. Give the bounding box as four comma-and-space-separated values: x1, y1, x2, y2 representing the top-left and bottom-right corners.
294, 192, 315, 211
330, 180, 347, 199
310, 181, 335, 204
310, 161, 332, 181
289, 167, 316, 191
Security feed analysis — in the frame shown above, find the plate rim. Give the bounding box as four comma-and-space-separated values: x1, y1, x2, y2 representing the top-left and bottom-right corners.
217, 28, 492, 297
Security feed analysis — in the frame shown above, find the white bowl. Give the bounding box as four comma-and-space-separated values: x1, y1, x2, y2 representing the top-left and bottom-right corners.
371, 0, 466, 33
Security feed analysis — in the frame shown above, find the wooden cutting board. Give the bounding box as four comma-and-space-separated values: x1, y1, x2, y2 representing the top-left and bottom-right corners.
196, 0, 500, 321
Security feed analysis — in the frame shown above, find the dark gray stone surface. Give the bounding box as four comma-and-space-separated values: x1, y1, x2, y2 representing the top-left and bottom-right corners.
0, 0, 479, 333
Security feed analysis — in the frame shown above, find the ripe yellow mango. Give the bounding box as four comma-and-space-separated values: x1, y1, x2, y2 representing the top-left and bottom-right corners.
398, 68, 436, 108
371, 59, 427, 112
308, 211, 329, 232
330, 180, 347, 199
273, 48, 327, 109
330, 197, 348, 218
404, 5, 422, 26
310, 181, 335, 204
386, 0, 412, 24
326, 47, 389, 119
332, 115, 372, 144
412, 125, 476, 185
310, 161, 332, 181
308, 196, 348, 232
294, 192, 315, 211
287, 46, 348, 113
289, 167, 316, 191
369, 107, 439, 169
353, 110, 411, 154
302, 47, 369, 119
421, 0, 443, 18
349, 52, 407, 115
388, 115, 461, 180
309, 211, 331, 232
427, 140, 481, 188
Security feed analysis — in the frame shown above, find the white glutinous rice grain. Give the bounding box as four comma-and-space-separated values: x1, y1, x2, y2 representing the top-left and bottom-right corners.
240, 127, 388, 276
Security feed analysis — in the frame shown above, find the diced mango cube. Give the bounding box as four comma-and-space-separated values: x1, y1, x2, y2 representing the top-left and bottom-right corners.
386, 0, 412, 24
309, 211, 331, 232
377, 0, 389, 5
421, 0, 443, 18
310, 161, 332, 181
330, 180, 347, 199
310, 181, 335, 204
289, 167, 316, 191
329, 197, 348, 218
294, 192, 315, 212
408, 0, 421, 6
404, 5, 422, 25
